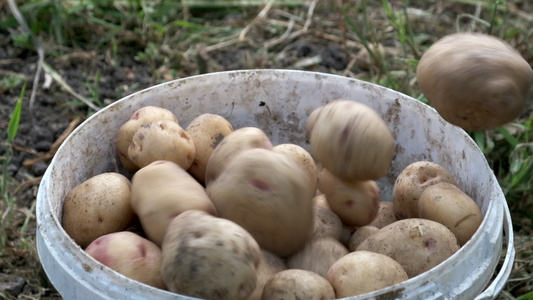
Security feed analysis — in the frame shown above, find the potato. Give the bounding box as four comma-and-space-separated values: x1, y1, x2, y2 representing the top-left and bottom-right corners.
356, 218, 460, 278
393, 161, 458, 219
417, 32, 533, 131
185, 113, 234, 185
340, 225, 357, 249
116, 106, 179, 173
273, 143, 318, 190
161, 210, 261, 300
62, 172, 134, 248
128, 120, 195, 170
418, 182, 483, 246
131, 160, 217, 246
205, 127, 273, 185
206, 148, 314, 257
312, 194, 330, 210
368, 201, 397, 229
85, 231, 165, 289
261, 269, 335, 300
311, 206, 343, 241
308, 100, 395, 181
206, 149, 315, 257
246, 249, 287, 300
318, 168, 380, 227
326, 250, 408, 297
286, 237, 349, 278
348, 225, 379, 251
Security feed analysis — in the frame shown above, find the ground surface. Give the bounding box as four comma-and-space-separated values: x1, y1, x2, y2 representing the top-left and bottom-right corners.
0, 0, 532, 299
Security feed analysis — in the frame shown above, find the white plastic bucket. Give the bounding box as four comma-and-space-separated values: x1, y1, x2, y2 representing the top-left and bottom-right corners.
36, 69, 514, 299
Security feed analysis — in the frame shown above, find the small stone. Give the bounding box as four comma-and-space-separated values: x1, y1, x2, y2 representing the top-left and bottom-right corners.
0, 274, 26, 297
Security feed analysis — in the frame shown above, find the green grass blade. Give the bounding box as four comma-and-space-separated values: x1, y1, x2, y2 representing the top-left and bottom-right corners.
7, 84, 25, 143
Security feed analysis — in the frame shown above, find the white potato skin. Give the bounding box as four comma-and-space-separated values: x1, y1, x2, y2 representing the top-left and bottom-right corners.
161, 210, 261, 300
309, 100, 395, 181
206, 148, 314, 257
286, 237, 349, 278
116, 106, 178, 173
62, 172, 134, 248
318, 168, 380, 227
368, 201, 397, 229
85, 231, 166, 289
205, 127, 273, 185
418, 182, 483, 246
261, 269, 335, 300
128, 120, 195, 170
417, 33, 533, 131
131, 160, 217, 246
326, 250, 408, 297
393, 161, 458, 219
246, 249, 287, 300
348, 226, 379, 252
273, 143, 318, 191
185, 113, 234, 185
356, 218, 460, 278
311, 205, 343, 241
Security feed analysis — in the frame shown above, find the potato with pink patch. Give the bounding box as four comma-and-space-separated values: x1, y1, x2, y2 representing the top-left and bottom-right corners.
356, 218, 460, 278
85, 231, 166, 289
393, 161, 458, 219
318, 168, 380, 227
206, 148, 314, 257
308, 100, 395, 182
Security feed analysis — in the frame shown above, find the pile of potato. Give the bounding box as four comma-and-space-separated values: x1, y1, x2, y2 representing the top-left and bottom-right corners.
61, 100, 483, 300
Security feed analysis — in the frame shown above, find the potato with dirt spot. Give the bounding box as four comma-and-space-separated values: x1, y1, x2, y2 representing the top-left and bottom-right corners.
206, 148, 314, 257
273, 143, 318, 190
286, 237, 349, 278
128, 120, 195, 170
318, 168, 380, 227
62, 172, 134, 248
246, 249, 287, 300
308, 100, 395, 181
261, 269, 335, 300
326, 250, 408, 297
348, 225, 379, 251
311, 205, 343, 241
356, 218, 460, 278
161, 210, 261, 300
393, 161, 458, 219
85, 231, 166, 289
418, 182, 483, 246
185, 113, 234, 185
417, 32, 533, 131
116, 106, 179, 173
205, 127, 273, 185
131, 160, 217, 246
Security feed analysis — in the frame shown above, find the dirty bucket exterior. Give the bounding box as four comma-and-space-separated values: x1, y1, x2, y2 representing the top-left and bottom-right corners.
36, 69, 514, 300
